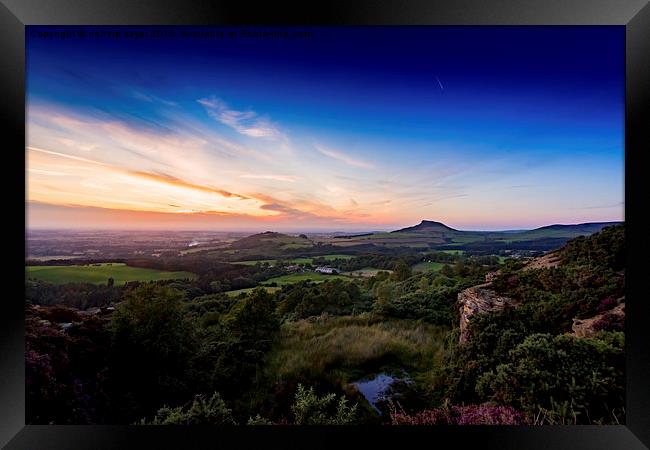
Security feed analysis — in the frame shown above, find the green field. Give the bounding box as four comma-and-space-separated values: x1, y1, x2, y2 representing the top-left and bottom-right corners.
26, 263, 196, 285
232, 259, 277, 266
412, 261, 445, 273
447, 234, 485, 244
383, 242, 430, 248
497, 228, 590, 243
285, 257, 313, 264
440, 250, 464, 255
262, 271, 350, 286
179, 245, 227, 255
226, 286, 282, 297
27, 255, 85, 261
280, 243, 313, 249
342, 267, 393, 278
319, 254, 355, 260
233, 254, 356, 266
288, 254, 355, 264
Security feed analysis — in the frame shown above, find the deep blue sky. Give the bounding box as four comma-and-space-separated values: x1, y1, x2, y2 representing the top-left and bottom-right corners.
26, 26, 624, 231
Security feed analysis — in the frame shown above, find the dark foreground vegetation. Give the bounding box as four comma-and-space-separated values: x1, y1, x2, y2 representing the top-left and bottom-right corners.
26, 225, 625, 425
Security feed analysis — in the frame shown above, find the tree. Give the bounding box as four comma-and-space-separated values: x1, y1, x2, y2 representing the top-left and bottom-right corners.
454, 260, 468, 277
209, 288, 281, 394
418, 276, 429, 292
223, 287, 279, 347
391, 262, 412, 282
440, 264, 454, 277
209, 280, 223, 293
108, 285, 197, 423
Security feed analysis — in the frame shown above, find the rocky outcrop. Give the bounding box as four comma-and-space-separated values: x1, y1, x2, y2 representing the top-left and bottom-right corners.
458, 283, 518, 343
523, 251, 561, 270
484, 270, 500, 282
572, 300, 625, 338
457, 249, 557, 343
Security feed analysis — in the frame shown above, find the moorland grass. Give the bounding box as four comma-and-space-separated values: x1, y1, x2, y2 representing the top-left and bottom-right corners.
266, 314, 447, 384
262, 272, 351, 285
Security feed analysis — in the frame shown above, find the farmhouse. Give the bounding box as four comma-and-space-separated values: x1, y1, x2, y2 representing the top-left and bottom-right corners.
285, 264, 304, 273
315, 266, 339, 274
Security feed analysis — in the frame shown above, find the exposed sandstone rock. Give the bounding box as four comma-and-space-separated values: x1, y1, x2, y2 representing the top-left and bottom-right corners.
458, 283, 518, 343
484, 270, 500, 282
523, 251, 561, 270
457, 250, 617, 344
572, 300, 625, 338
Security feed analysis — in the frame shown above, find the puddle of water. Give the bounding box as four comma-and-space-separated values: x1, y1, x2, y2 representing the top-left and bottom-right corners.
351, 373, 399, 414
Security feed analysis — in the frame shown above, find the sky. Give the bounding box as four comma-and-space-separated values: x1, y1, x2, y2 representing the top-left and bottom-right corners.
26, 26, 624, 232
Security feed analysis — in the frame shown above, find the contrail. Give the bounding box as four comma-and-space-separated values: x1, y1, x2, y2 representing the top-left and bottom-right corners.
26, 146, 108, 166
436, 76, 444, 91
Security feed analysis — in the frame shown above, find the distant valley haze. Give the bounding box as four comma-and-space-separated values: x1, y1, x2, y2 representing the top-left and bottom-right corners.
25, 218, 623, 235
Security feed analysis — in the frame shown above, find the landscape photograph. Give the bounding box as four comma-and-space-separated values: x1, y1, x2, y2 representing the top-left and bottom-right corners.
25, 26, 625, 426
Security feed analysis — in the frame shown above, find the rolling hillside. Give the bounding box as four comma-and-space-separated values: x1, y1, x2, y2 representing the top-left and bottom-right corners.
230, 231, 314, 250
329, 220, 622, 251
211, 220, 623, 258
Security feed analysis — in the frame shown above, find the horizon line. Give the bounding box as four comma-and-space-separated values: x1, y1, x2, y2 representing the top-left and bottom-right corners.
26, 219, 624, 235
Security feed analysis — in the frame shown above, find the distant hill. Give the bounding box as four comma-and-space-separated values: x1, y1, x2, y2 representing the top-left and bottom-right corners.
535, 222, 622, 233
224, 220, 624, 256
393, 220, 460, 233
230, 231, 313, 251
393, 220, 620, 235
326, 219, 624, 252
502, 221, 623, 243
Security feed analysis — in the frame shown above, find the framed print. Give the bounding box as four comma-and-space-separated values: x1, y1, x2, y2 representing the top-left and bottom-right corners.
1, 0, 649, 449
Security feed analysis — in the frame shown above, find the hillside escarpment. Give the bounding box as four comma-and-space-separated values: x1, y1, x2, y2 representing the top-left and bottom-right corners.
457, 224, 625, 344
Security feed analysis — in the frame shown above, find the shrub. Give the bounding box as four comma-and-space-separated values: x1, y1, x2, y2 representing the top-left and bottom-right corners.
291, 384, 358, 425
247, 414, 272, 425
475, 332, 624, 423
140, 392, 236, 425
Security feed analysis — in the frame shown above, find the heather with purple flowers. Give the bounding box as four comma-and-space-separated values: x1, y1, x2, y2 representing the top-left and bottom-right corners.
390, 403, 528, 425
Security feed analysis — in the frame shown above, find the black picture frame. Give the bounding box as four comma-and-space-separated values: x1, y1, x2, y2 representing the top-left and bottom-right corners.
2, 1, 648, 448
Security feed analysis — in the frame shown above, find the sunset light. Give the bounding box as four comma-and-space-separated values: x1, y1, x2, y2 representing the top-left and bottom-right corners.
26, 27, 624, 231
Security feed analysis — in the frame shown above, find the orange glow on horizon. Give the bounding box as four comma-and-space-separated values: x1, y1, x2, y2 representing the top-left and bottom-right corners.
26, 102, 623, 231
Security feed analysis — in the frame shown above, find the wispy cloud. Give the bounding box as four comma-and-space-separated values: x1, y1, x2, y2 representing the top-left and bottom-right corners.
132, 91, 177, 107
198, 96, 282, 139
315, 144, 374, 169
575, 201, 624, 210
126, 170, 249, 199
260, 203, 315, 219
28, 168, 68, 176
27, 146, 108, 166
27, 144, 261, 215
239, 173, 301, 183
